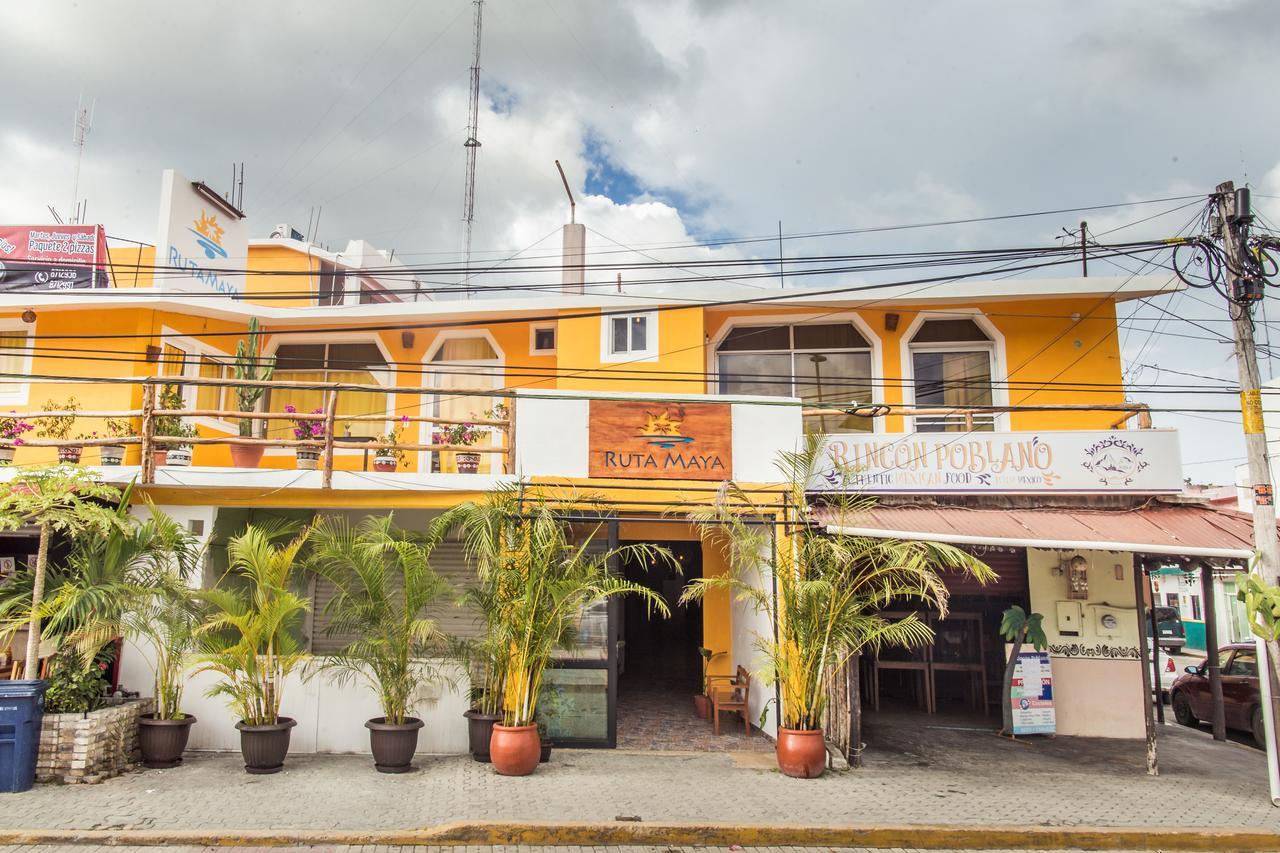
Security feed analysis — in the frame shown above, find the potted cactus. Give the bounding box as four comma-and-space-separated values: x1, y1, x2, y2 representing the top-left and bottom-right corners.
230, 318, 275, 468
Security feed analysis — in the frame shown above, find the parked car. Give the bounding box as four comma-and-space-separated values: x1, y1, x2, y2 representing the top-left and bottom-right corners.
1148, 638, 1178, 699
1169, 642, 1264, 747
1149, 606, 1186, 651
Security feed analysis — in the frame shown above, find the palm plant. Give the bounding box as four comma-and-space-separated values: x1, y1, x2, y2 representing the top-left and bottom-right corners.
998, 605, 1048, 736
194, 524, 310, 726
307, 514, 450, 725
680, 432, 995, 733
434, 485, 673, 727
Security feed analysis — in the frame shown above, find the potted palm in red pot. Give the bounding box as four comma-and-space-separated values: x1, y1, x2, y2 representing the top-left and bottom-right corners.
195, 524, 311, 774
307, 514, 450, 773
681, 433, 995, 778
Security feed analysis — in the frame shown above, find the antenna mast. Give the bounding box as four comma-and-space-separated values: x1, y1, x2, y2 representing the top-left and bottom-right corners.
70, 96, 94, 224
461, 0, 485, 296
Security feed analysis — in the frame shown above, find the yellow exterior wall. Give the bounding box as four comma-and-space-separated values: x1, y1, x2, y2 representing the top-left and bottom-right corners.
243, 244, 318, 307
105, 245, 156, 289
555, 307, 707, 395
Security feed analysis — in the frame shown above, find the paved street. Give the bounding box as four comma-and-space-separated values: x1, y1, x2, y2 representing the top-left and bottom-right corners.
0, 848, 1153, 853
0, 721, 1275, 834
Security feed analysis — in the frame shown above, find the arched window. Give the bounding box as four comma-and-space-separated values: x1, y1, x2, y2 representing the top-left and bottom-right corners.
716, 322, 874, 432
428, 336, 502, 473
908, 318, 995, 432
266, 341, 389, 438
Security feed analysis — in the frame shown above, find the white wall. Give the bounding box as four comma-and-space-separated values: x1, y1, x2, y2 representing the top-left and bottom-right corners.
730, 543, 777, 738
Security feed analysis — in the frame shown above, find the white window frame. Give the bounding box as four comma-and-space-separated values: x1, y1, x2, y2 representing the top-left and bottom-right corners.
157, 328, 237, 433
900, 311, 1008, 433
262, 332, 396, 456
423, 330, 505, 473
529, 323, 557, 356
706, 312, 883, 433
0, 322, 34, 405
601, 312, 658, 363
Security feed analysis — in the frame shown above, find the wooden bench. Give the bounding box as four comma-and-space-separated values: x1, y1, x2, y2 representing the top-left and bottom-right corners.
707, 665, 751, 736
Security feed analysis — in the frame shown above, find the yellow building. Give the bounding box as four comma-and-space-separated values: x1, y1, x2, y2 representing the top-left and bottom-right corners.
0, 194, 1251, 756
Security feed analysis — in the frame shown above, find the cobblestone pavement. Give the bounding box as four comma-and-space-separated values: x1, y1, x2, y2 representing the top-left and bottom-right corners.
0, 848, 1167, 853
0, 719, 1275, 833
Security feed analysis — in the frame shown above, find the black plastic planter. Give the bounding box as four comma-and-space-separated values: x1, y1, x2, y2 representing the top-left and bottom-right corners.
463, 708, 500, 762
235, 717, 296, 774
138, 714, 197, 769
366, 717, 424, 773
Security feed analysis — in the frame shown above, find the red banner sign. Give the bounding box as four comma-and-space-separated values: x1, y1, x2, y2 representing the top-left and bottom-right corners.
0, 225, 110, 291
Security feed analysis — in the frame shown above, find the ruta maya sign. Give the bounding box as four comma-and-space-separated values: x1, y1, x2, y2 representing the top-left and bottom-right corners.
588, 401, 732, 480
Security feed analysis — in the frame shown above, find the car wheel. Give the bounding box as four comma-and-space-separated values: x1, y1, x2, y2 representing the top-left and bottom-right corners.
1173, 692, 1199, 727
1253, 707, 1267, 749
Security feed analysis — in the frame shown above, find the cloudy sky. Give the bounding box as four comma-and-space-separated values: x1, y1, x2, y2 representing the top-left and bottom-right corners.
4, 0, 1280, 484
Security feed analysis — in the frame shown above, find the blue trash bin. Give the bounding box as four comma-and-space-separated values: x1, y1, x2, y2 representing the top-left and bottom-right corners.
0, 680, 47, 793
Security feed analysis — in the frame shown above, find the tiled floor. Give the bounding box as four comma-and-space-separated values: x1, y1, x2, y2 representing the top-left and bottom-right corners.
615, 676, 773, 752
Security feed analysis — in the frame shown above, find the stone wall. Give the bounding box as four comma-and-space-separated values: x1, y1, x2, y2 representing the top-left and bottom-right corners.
37, 698, 154, 784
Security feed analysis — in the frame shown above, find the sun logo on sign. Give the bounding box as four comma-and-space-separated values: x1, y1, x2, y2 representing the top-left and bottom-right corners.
639, 407, 694, 449
189, 211, 228, 260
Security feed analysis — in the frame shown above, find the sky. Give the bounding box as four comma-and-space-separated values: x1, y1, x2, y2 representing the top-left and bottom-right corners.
3, 0, 1280, 486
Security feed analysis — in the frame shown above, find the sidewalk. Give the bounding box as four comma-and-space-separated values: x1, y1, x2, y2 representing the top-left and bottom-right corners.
0, 719, 1275, 845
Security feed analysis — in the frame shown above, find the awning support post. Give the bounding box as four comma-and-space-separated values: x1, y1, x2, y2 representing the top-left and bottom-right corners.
1144, 563, 1165, 724
1199, 560, 1228, 742
1134, 554, 1158, 776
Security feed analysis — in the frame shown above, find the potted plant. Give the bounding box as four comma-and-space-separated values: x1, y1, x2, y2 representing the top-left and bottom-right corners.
694, 646, 723, 720
372, 416, 410, 473
307, 514, 450, 773
285, 405, 325, 470
434, 421, 486, 474
154, 385, 196, 467
434, 486, 672, 776
681, 433, 994, 778
230, 318, 275, 468
37, 397, 81, 464
89, 417, 133, 466
0, 412, 34, 465
194, 524, 310, 774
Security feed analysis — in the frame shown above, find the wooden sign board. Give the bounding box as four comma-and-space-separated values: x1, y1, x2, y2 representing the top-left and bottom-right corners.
588, 400, 733, 481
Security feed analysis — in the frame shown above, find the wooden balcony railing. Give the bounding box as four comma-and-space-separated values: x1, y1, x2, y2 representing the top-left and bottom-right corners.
800, 402, 1154, 431
4, 375, 513, 488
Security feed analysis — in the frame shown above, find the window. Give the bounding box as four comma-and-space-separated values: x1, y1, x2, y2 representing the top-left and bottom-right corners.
1165, 593, 1179, 608
531, 325, 556, 354
266, 342, 389, 438
317, 262, 346, 306
908, 317, 995, 433
716, 322, 874, 432
0, 330, 30, 399
1190, 594, 1202, 621
1226, 651, 1257, 678
429, 337, 501, 474
603, 313, 656, 360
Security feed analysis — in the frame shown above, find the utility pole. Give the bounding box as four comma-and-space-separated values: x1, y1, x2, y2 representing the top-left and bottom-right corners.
460, 0, 485, 298
1216, 180, 1280, 803
1079, 221, 1088, 277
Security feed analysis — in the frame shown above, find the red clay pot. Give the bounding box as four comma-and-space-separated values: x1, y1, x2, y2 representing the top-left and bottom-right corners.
230, 444, 265, 468
776, 727, 827, 779
152, 449, 168, 469
693, 693, 711, 720
489, 723, 540, 776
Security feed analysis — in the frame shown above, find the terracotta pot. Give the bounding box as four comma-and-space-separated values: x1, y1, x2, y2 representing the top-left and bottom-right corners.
235, 717, 296, 775
456, 452, 480, 474
138, 713, 197, 769
776, 727, 827, 779
489, 723, 540, 776
99, 444, 126, 466
295, 448, 322, 470
693, 693, 711, 720
464, 708, 500, 762
230, 443, 265, 468
366, 716, 424, 773
57, 446, 83, 464
372, 454, 398, 473
152, 449, 168, 469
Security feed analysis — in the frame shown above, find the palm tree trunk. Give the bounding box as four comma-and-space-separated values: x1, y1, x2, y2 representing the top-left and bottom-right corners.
1000, 625, 1027, 736
23, 524, 50, 678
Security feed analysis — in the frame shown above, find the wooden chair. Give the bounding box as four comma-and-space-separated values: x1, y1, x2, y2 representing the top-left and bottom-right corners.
707, 665, 751, 736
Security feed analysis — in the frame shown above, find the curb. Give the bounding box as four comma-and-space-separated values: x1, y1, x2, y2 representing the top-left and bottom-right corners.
0, 821, 1277, 850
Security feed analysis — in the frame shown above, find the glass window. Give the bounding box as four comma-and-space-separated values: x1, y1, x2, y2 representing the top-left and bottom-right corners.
912, 318, 991, 343
716, 322, 874, 432
609, 315, 651, 355
909, 317, 995, 433
533, 327, 556, 352
267, 342, 389, 438
196, 356, 228, 412
1227, 651, 1258, 678
0, 331, 29, 396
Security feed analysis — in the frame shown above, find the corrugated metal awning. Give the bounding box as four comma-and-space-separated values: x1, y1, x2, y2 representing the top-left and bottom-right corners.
816, 503, 1257, 561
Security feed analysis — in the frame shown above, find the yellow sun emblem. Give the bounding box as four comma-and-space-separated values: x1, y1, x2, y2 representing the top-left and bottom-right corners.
193, 211, 224, 245
642, 409, 683, 436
